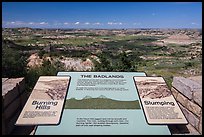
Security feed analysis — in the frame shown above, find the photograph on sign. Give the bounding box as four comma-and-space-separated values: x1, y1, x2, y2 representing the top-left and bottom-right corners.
133, 76, 188, 125
15, 76, 71, 125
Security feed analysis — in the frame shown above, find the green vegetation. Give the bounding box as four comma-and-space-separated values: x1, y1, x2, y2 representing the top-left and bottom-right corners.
25, 59, 66, 92
115, 52, 136, 71
93, 53, 113, 71
92, 51, 140, 72
60, 37, 101, 46
2, 28, 202, 91
2, 39, 66, 93
2, 41, 27, 78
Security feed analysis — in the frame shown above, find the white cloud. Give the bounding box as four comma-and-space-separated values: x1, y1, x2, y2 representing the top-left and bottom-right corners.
93, 22, 101, 25
84, 22, 90, 25
191, 22, 198, 25
39, 22, 48, 25
29, 22, 34, 25
75, 22, 80, 25
63, 22, 69, 25
6, 21, 25, 25
107, 22, 112, 25
107, 22, 123, 25
3, 21, 49, 27
133, 22, 141, 25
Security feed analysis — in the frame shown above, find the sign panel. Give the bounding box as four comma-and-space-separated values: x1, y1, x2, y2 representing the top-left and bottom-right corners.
16, 76, 70, 125
133, 76, 188, 125
35, 72, 171, 135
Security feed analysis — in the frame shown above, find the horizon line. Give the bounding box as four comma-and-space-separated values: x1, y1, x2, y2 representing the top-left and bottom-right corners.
2, 27, 202, 30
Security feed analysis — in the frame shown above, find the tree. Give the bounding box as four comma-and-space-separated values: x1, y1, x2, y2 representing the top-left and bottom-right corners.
2, 46, 27, 78
116, 52, 135, 72
93, 53, 113, 71
25, 58, 66, 92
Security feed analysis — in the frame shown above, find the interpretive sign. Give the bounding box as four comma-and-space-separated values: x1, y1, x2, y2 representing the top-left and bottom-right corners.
133, 76, 188, 125
16, 76, 70, 125
35, 72, 171, 135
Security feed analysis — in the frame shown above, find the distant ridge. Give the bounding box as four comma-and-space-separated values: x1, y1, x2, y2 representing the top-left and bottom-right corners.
98, 95, 107, 99
64, 96, 140, 109
83, 95, 92, 99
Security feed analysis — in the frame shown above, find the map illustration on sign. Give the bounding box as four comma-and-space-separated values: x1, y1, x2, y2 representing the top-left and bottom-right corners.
133, 76, 188, 125
16, 76, 71, 125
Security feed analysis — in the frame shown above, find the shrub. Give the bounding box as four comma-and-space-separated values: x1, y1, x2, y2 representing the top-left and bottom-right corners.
2, 46, 27, 78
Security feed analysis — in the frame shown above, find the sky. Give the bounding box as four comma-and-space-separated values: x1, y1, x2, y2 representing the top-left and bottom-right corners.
2, 2, 202, 29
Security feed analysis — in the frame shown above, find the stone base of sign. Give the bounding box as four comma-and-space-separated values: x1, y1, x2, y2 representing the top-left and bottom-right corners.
2, 77, 35, 135
170, 76, 202, 135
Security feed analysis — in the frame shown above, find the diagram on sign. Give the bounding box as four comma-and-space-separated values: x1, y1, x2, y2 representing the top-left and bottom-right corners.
134, 76, 188, 125
15, 76, 71, 125
64, 95, 141, 109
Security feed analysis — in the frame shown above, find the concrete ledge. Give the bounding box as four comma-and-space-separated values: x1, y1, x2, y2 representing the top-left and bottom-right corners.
172, 77, 202, 101
2, 77, 29, 135
2, 77, 25, 108
171, 76, 202, 135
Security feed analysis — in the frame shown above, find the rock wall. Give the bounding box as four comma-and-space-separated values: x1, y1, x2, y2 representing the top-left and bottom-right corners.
2, 77, 29, 135
170, 76, 202, 135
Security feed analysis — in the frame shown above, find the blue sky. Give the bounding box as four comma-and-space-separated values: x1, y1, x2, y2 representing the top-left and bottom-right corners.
2, 2, 202, 29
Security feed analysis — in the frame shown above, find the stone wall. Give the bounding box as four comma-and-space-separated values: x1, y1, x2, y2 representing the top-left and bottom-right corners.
2, 77, 33, 135
170, 76, 202, 135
